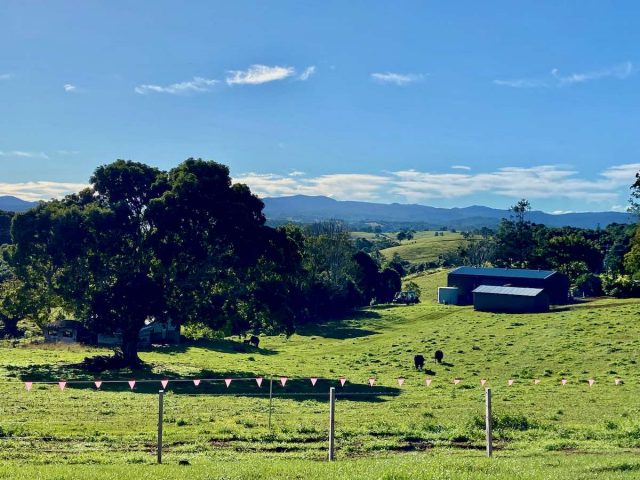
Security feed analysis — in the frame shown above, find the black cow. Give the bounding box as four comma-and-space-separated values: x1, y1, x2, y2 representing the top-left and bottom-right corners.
434, 350, 444, 364
249, 335, 260, 348
414, 354, 425, 370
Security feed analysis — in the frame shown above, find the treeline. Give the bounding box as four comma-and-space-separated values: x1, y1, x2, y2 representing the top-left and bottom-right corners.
0, 159, 400, 365
455, 199, 640, 296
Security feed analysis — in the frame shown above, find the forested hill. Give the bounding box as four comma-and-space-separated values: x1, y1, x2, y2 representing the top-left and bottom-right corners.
263, 195, 632, 229
0, 194, 633, 230
0, 196, 38, 213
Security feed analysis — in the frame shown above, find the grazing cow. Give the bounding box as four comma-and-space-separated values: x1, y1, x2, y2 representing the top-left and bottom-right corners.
434, 350, 444, 364
249, 335, 260, 348
414, 354, 425, 370
243, 339, 251, 345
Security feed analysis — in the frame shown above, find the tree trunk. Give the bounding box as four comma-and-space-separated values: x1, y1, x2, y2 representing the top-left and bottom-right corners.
0, 314, 20, 338
120, 333, 141, 367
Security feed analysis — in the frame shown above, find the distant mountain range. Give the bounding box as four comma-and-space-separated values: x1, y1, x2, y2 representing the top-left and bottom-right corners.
263, 195, 633, 230
1, 194, 633, 230
0, 196, 38, 212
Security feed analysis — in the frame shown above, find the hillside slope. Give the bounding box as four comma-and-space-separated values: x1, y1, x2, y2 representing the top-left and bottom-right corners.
380, 231, 468, 264
1, 280, 639, 470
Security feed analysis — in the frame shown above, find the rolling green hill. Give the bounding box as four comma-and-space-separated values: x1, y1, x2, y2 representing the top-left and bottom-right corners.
380, 231, 469, 264
1, 274, 640, 478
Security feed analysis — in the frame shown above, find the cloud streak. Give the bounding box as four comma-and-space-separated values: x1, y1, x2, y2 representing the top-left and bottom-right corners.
233, 163, 640, 205
226, 65, 295, 85
0, 150, 49, 160
0, 181, 87, 201
371, 72, 425, 86
0, 73, 11, 81
135, 77, 219, 95
63, 84, 77, 93
298, 65, 316, 81
494, 61, 636, 88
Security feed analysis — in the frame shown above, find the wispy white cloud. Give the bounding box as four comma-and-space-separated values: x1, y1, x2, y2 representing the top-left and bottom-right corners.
0, 181, 87, 201
494, 61, 636, 88
451, 165, 472, 171
226, 65, 295, 85
298, 65, 316, 81
552, 61, 634, 86
63, 84, 77, 93
371, 72, 425, 86
0, 150, 49, 160
0, 73, 12, 81
288, 170, 305, 177
493, 78, 548, 89
135, 77, 219, 95
233, 163, 640, 206
234, 172, 390, 201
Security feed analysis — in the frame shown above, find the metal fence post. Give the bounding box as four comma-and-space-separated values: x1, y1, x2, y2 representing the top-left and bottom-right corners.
158, 389, 164, 464
268, 376, 273, 430
485, 388, 493, 458
329, 386, 336, 461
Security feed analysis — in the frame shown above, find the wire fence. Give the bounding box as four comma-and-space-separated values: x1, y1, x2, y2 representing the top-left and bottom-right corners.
1, 379, 640, 463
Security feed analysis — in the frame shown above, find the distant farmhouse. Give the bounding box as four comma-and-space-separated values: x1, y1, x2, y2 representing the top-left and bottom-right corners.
438, 267, 569, 313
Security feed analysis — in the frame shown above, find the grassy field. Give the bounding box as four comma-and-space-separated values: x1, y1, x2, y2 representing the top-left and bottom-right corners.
380, 231, 468, 264
1, 269, 640, 478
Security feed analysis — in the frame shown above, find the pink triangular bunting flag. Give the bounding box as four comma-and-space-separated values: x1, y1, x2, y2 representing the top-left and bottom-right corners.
193, 379, 201, 386
453, 378, 460, 385
588, 379, 595, 387
339, 377, 346, 387
255, 377, 263, 387
25, 382, 33, 391
561, 378, 567, 385
280, 377, 287, 387
480, 379, 487, 386
224, 378, 232, 388
161, 379, 169, 389
508, 379, 514, 386
534, 379, 541, 385
128, 380, 135, 390
397, 378, 405, 386
94, 380, 102, 389
615, 378, 622, 385
368, 377, 375, 387
425, 378, 432, 386
310, 377, 318, 386
59, 381, 66, 391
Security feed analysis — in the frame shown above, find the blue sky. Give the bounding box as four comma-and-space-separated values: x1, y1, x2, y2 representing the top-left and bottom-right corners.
1, 1, 639, 213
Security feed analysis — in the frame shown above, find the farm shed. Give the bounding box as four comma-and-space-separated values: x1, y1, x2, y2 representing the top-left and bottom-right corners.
44, 320, 89, 343
447, 266, 569, 305
472, 285, 550, 313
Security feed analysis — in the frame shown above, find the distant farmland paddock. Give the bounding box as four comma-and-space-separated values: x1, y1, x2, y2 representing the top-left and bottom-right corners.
2, 273, 640, 478
378, 231, 471, 264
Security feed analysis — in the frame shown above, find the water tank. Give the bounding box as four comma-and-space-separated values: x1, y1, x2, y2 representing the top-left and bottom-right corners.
438, 287, 459, 305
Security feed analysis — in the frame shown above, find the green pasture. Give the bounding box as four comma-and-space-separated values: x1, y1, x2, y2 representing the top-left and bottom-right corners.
1, 269, 640, 477
380, 231, 468, 264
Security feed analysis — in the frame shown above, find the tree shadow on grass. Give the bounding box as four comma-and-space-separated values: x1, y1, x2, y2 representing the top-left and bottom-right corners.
296, 310, 381, 339
7, 363, 400, 402
147, 338, 278, 356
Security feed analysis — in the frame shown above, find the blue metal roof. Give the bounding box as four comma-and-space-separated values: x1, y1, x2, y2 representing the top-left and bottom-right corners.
473, 285, 545, 297
449, 266, 556, 280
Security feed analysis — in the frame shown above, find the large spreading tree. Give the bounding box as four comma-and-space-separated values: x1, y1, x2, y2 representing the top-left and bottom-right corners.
9, 158, 299, 366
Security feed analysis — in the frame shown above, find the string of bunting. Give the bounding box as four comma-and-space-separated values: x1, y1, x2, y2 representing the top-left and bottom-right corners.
21, 376, 625, 391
